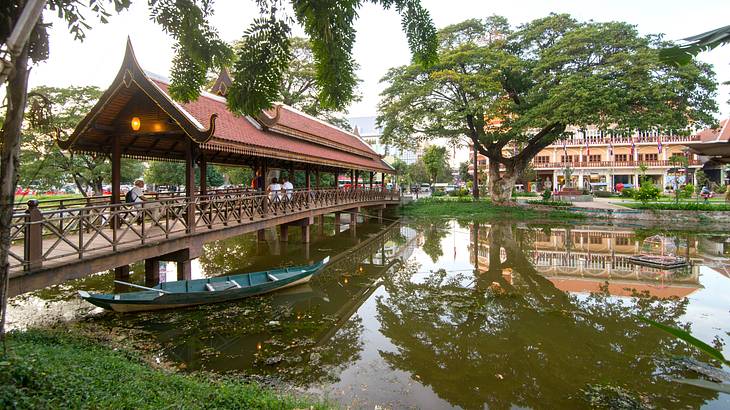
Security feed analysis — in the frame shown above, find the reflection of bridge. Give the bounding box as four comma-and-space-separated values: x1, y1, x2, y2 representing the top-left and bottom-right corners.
9, 188, 398, 297
470, 224, 704, 298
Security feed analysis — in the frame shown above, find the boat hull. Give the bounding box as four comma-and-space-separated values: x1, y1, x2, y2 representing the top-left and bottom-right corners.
79, 257, 329, 312
101, 274, 313, 312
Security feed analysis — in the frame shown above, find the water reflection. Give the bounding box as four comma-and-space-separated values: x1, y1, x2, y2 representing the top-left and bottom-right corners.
8, 216, 730, 408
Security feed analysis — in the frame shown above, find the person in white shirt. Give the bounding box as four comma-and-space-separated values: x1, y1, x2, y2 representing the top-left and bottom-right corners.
267, 177, 282, 203
281, 176, 294, 200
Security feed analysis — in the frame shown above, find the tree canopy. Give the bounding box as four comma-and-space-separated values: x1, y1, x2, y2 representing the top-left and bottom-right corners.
378, 14, 718, 202
20, 86, 144, 195
421, 145, 451, 184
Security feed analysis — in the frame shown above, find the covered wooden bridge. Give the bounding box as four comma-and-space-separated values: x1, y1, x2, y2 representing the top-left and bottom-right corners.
7, 40, 398, 296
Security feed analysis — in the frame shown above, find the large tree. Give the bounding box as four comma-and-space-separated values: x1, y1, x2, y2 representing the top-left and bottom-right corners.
0, 0, 437, 345
421, 145, 451, 184
378, 14, 718, 203
20, 86, 144, 195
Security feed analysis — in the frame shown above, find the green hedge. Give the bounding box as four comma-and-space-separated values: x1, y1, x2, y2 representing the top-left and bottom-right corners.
624, 202, 730, 211
526, 199, 574, 207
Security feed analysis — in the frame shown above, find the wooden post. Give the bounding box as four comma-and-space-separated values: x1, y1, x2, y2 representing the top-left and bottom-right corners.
318, 214, 324, 236
257, 229, 266, 241
24, 200, 42, 271
111, 135, 121, 228
280, 224, 289, 242
177, 259, 192, 281
144, 258, 160, 287
350, 169, 355, 188
334, 212, 341, 233
333, 171, 338, 188
381, 172, 385, 192
261, 161, 268, 217
199, 153, 207, 197
305, 168, 311, 190
301, 224, 310, 243
185, 141, 196, 233
350, 210, 357, 237
315, 170, 321, 188
369, 171, 374, 190
114, 265, 130, 281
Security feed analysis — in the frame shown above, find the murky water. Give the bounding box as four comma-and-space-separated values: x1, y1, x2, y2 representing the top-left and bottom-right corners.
8, 215, 730, 409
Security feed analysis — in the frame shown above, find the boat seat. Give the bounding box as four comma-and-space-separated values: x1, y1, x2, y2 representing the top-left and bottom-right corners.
205, 280, 241, 292
267, 274, 279, 282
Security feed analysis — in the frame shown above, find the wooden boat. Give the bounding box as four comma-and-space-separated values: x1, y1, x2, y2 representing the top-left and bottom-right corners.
78, 257, 329, 312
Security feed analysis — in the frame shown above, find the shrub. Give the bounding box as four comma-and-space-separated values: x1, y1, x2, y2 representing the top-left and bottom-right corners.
541, 190, 552, 200
448, 188, 470, 197
513, 191, 538, 197
431, 190, 446, 197
620, 188, 635, 198
628, 202, 730, 211
715, 184, 727, 194
679, 184, 694, 199
593, 190, 616, 198
633, 182, 661, 203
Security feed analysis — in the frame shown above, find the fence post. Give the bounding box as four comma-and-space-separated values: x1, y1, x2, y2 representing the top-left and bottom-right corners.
24, 200, 43, 271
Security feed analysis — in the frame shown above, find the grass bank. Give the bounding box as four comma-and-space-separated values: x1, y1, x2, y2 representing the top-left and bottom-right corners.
620, 202, 730, 211
1, 329, 328, 409
400, 197, 581, 220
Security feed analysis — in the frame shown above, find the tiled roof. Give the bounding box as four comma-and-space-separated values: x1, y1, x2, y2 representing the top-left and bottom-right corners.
150, 79, 393, 173
697, 119, 730, 142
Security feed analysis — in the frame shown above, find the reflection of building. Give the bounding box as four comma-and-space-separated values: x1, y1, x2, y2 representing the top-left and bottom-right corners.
348, 116, 419, 165
467, 123, 730, 192
469, 224, 704, 298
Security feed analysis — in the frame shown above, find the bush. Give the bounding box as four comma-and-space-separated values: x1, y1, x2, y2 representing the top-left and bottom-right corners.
633, 182, 661, 203
513, 191, 539, 197
679, 184, 694, 199
448, 188, 470, 197
620, 188, 635, 198
431, 190, 446, 197
715, 184, 727, 194
526, 199, 574, 207
541, 190, 552, 200
627, 202, 730, 211
593, 190, 616, 198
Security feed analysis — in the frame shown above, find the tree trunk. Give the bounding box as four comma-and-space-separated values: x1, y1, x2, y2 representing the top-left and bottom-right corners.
472, 139, 479, 199
0, 46, 31, 347
488, 159, 518, 204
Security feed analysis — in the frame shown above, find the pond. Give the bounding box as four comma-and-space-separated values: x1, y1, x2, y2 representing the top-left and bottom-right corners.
8, 215, 730, 409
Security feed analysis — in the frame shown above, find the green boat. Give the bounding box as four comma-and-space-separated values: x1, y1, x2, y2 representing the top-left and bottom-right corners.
78, 257, 329, 312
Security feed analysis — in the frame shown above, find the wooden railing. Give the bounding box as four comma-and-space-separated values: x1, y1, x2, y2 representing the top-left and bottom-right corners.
9, 188, 399, 273
549, 134, 700, 147
532, 159, 702, 169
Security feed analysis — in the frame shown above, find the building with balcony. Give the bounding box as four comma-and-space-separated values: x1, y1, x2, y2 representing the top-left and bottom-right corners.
467, 123, 730, 192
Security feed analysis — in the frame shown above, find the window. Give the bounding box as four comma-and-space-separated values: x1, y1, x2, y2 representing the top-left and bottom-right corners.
589, 236, 602, 245
615, 237, 630, 246
535, 155, 550, 164
643, 153, 658, 161
614, 154, 628, 162
588, 155, 601, 162
561, 155, 573, 163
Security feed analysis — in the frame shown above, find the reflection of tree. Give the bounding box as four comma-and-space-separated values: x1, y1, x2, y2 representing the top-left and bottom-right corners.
199, 235, 259, 274
376, 222, 714, 409
414, 219, 450, 262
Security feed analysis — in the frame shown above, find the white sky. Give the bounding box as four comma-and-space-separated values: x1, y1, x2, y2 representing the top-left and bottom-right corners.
23, 0, 730, 120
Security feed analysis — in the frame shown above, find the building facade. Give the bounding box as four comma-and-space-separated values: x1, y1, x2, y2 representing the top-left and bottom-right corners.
348, 116, 420, 165
468, 125, 720, 192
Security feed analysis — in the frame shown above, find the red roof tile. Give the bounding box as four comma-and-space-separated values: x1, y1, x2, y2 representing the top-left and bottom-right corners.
697, 119, 730, 142
150, 79, 393, 173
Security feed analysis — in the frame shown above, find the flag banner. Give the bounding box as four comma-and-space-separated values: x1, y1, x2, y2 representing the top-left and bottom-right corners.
608, 142, 613, 157
657, 136, 663, 154
584, 139, 590, 159
631, 140, 636, 159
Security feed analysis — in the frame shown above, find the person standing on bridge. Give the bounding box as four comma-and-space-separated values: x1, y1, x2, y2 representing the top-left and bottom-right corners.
282, 176, 294, 201
267, 177, 282, 205
125, 179, 146, 225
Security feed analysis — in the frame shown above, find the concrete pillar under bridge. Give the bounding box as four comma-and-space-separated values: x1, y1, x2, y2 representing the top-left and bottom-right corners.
334, 212, 341, 233
150, 247, 201, 282
144, 258, 160, 287
279, 216, 314, 244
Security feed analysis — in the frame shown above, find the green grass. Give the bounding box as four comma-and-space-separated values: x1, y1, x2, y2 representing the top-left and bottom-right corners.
401, 197, 581, 220
14, 193, 85, 202
1, 329, 329, 410
621, 202, 730, 211
526, 199, 574, 207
